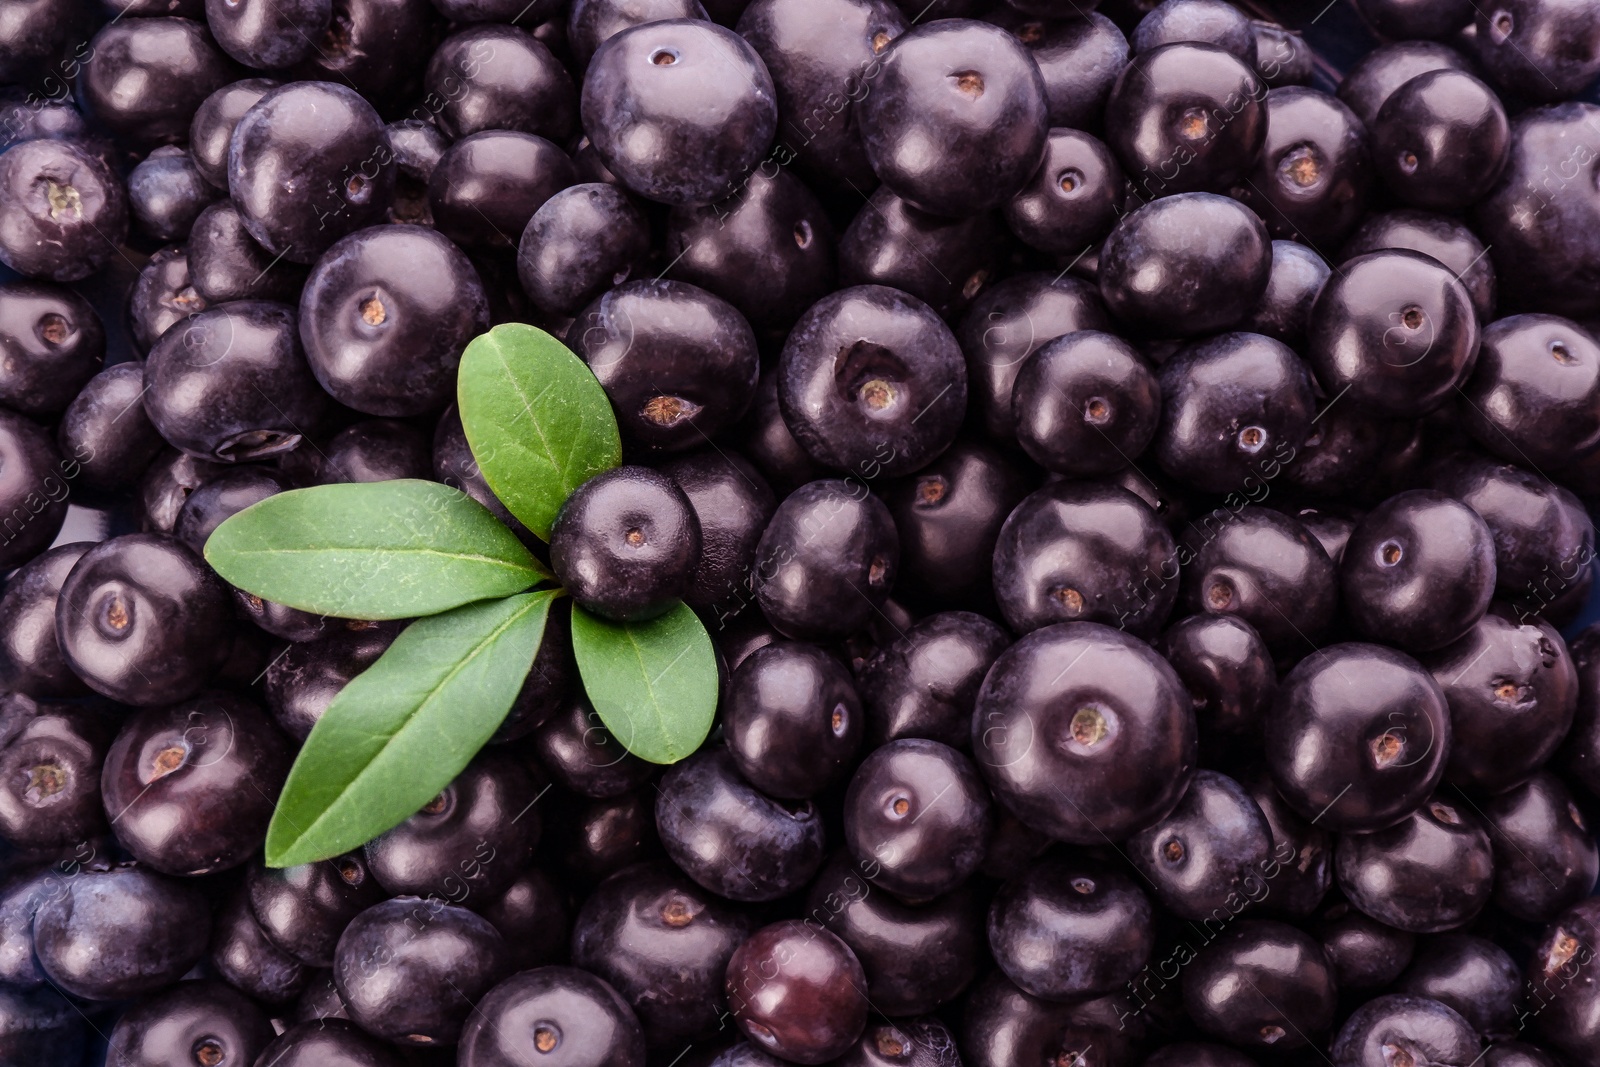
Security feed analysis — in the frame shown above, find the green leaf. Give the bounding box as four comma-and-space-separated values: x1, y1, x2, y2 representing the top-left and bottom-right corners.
457, 323, 623, 541
570, 603, 718, 765
265, 590, 557, 867
204, 480, 549, 620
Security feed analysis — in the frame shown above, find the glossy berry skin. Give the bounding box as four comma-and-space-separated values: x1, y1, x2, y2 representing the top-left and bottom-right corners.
1012, 331, 1159, 478
1474, 0, 1600, 102
1341, 209, 1496, 323
0, 694, 112, 849
477, 865, 567, 972
857, 20, 1047, 217
1529, 898, 1600, 1061
1316, 903, 1415, 991
553, 791, 659, 888
0, 139, 128, 283
1236, 87, 1372, 248
187, 202, 308, 304
31, 865, 210, 1002
101, 693, 292, 876
859, 611, 1008, 748
656, 450, 775, 614
804, 855, 982, 1016
333, 898, 510, 1046
0, 544, 92, 699
779, 285, 966, 478
106, 980, 276, 1067
298, 225, 488, 417
190, 79, 280, 191
572, 862, 759, 1047
1396, 934, 1520, 1037
531, 697, 652, 798
1156, 615, 1275, 737
1371, 70, 1508, 216
129, 248, 209, 354
321, 420, 433, 484
655, 747, 825, 901
1332, 995, 1481, 1067
837, 187, 1003, 320
572, 280, 760, 451
1337, 41, 1475, 130
973, 622, 1197, 844
0, 281, 103, 418
1481, 771, 1598, 923
433, 131, 576, 251
1336, 796, 1494, 933
459, 967, 646, 1067
1245, 773, 1332, 918
568, 0, 712, 68
725, 920, 869, 1064
518, 183, 651, 317
1155, 331, 1316, 494
385, 120, 448, 226
1004, 128, 1125, 255
1462, 314, 1600, 467
365, 750, 541, 902
582, 20, 777, 205
550, 466, 701, 622
1131, 0, 1254, 60
1266, 643, 1451, 834
247, 853, 386, 967
127, 147, 217, 245
724, 641, 862, 800
138, 450, 227, 534
248, 1019, 402, 1067
1341, 490, 1497, 653
0, 410, 70, 572
989, 10, 1125, 133
752, 480, 899, 643
146, 301, 329, 462
1104, 44, 1266, 199
207, 0, 330, 68
173, 467, 288, 555
76, 19, 236, 151
1099, 193, 1272, 337
1423, 612, 1576, 793
1183, 920, 1336, 1050
426, 24, 576, 141
1310, 249, 1478, 418
228, 82, 394, 264
987, 856, 1154, 1003
263, 624, 399, 739
1128, 770, 1273, 921
209, 886, 312, 1004
844, 739, 990, 901
56, 534, 235, 706
991, 480, 1177, 638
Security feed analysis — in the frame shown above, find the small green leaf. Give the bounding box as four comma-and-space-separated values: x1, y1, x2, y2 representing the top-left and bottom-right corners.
265, 590, 557, 867
205, 480, 549, 620
457, 323, 623, 541
570, 603, 718, 765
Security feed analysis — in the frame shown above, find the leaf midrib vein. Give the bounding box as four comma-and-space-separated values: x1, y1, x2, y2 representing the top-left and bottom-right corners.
624, 626, 673, 760
228, 546, 536, 570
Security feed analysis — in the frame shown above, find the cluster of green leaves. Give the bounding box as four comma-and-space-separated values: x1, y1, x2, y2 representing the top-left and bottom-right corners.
205, 325, 718, 868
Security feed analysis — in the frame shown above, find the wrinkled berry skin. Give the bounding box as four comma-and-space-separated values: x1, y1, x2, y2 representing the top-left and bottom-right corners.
0, 544, 92, 699
572, 862, 759, 1048
1266, 642, 1451, 834
0, 139, 129, 283
1309, 249, 1479, 418
1104, 43, 1266, 199
1128, 770, 1274, 921
804, 855, 983, 1016
364, 750, 542, 902
31, 865, 211, 1002
76, 18, 236, 151
654, 747, 826, 901
106, 980, 277, 1067
519, 183, 652, 318
459, 967, 647, 1067
973, 622, 1197, 844
1156, 614, 1276, 737
582, 20, 777, 206
1012, 330, 1159, 478
550, 465, 702, 622
56, 534, 235, 707
299, 224, 490, 417
725, 920, 869, 1064
248, 852, 386, 968
859, 611, 1009, 748
1182, 920, 1337, 1051
991, 480, 1177, 638
1461, 314, 1600, 468
832, 1019, 963, 1067
0, 281, 104, 418
101, 693, 292, 876
752, 480, 899, 643
333, 898, 510, 1046
1332, 995, 1481, 1067
1336, 797, 1494, 933
1481, 770, 1598, 923
572, 280, 761, 451
987, 855, 1155, 1003
144, 301, 330, 463
857, 20, 1048, 218
779, 285, 967, 478
1099, 193, 1272, 337
1423, 611, 1576, 793
845, 739, 990, 901
725, 641, 863, 800
1341, 490, 1497, 653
